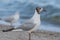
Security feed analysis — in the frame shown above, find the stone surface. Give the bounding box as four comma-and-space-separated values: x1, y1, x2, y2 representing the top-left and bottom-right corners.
31, 31, 60, 40
0, 31, 29, 40
0, 30, 60, 40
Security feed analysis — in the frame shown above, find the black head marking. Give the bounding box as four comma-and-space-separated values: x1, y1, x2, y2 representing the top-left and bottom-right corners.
36, 7, 41, 14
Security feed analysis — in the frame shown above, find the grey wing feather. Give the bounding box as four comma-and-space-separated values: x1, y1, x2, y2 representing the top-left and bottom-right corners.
17, 21, 36, 31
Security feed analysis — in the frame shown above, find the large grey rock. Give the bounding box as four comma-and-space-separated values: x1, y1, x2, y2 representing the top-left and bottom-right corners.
31, 30, 60, 40
0, 29, 60, 40
0, 31, 29, 40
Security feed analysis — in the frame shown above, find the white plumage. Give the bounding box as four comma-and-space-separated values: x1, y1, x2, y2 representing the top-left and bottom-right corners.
0, 11, 20, 25
14, 7, 44, 40
16, 7, 43, 33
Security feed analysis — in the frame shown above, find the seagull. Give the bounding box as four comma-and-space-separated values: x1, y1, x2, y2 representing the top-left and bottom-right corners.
16, 7, 44, 32
15, 7, 46, 40
0, 11, 20, 26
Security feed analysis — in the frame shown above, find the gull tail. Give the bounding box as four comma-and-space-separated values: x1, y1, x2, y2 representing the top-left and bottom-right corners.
2, 27, 22, 32
2, 28, 15, 32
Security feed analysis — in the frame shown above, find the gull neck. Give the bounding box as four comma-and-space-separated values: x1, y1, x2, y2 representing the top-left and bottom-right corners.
31, 10, 40, 24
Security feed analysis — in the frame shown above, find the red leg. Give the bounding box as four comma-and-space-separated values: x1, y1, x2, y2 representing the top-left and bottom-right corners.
29, 33, 31, 40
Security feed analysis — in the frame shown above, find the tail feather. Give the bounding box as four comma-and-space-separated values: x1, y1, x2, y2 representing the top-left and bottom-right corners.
2, 28, 15, 32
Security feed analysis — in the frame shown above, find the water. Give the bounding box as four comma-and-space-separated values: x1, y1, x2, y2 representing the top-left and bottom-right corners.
0, 0, 60, 32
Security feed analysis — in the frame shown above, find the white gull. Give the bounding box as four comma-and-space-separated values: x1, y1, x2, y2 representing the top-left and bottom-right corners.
16, 7, 43, 32
14, 7, 45, 40
0, 11, 20, 26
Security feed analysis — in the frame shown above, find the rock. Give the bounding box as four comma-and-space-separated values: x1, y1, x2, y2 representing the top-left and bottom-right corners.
0, 31, 29, 40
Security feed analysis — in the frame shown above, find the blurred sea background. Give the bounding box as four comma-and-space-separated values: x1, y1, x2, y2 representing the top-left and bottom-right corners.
0, 0, 60, 32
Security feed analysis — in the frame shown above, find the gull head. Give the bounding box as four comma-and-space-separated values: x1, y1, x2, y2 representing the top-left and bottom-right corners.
36, 7, 46, 14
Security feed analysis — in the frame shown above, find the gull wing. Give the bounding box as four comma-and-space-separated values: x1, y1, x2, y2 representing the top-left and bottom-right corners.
17, 20, 36, 31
